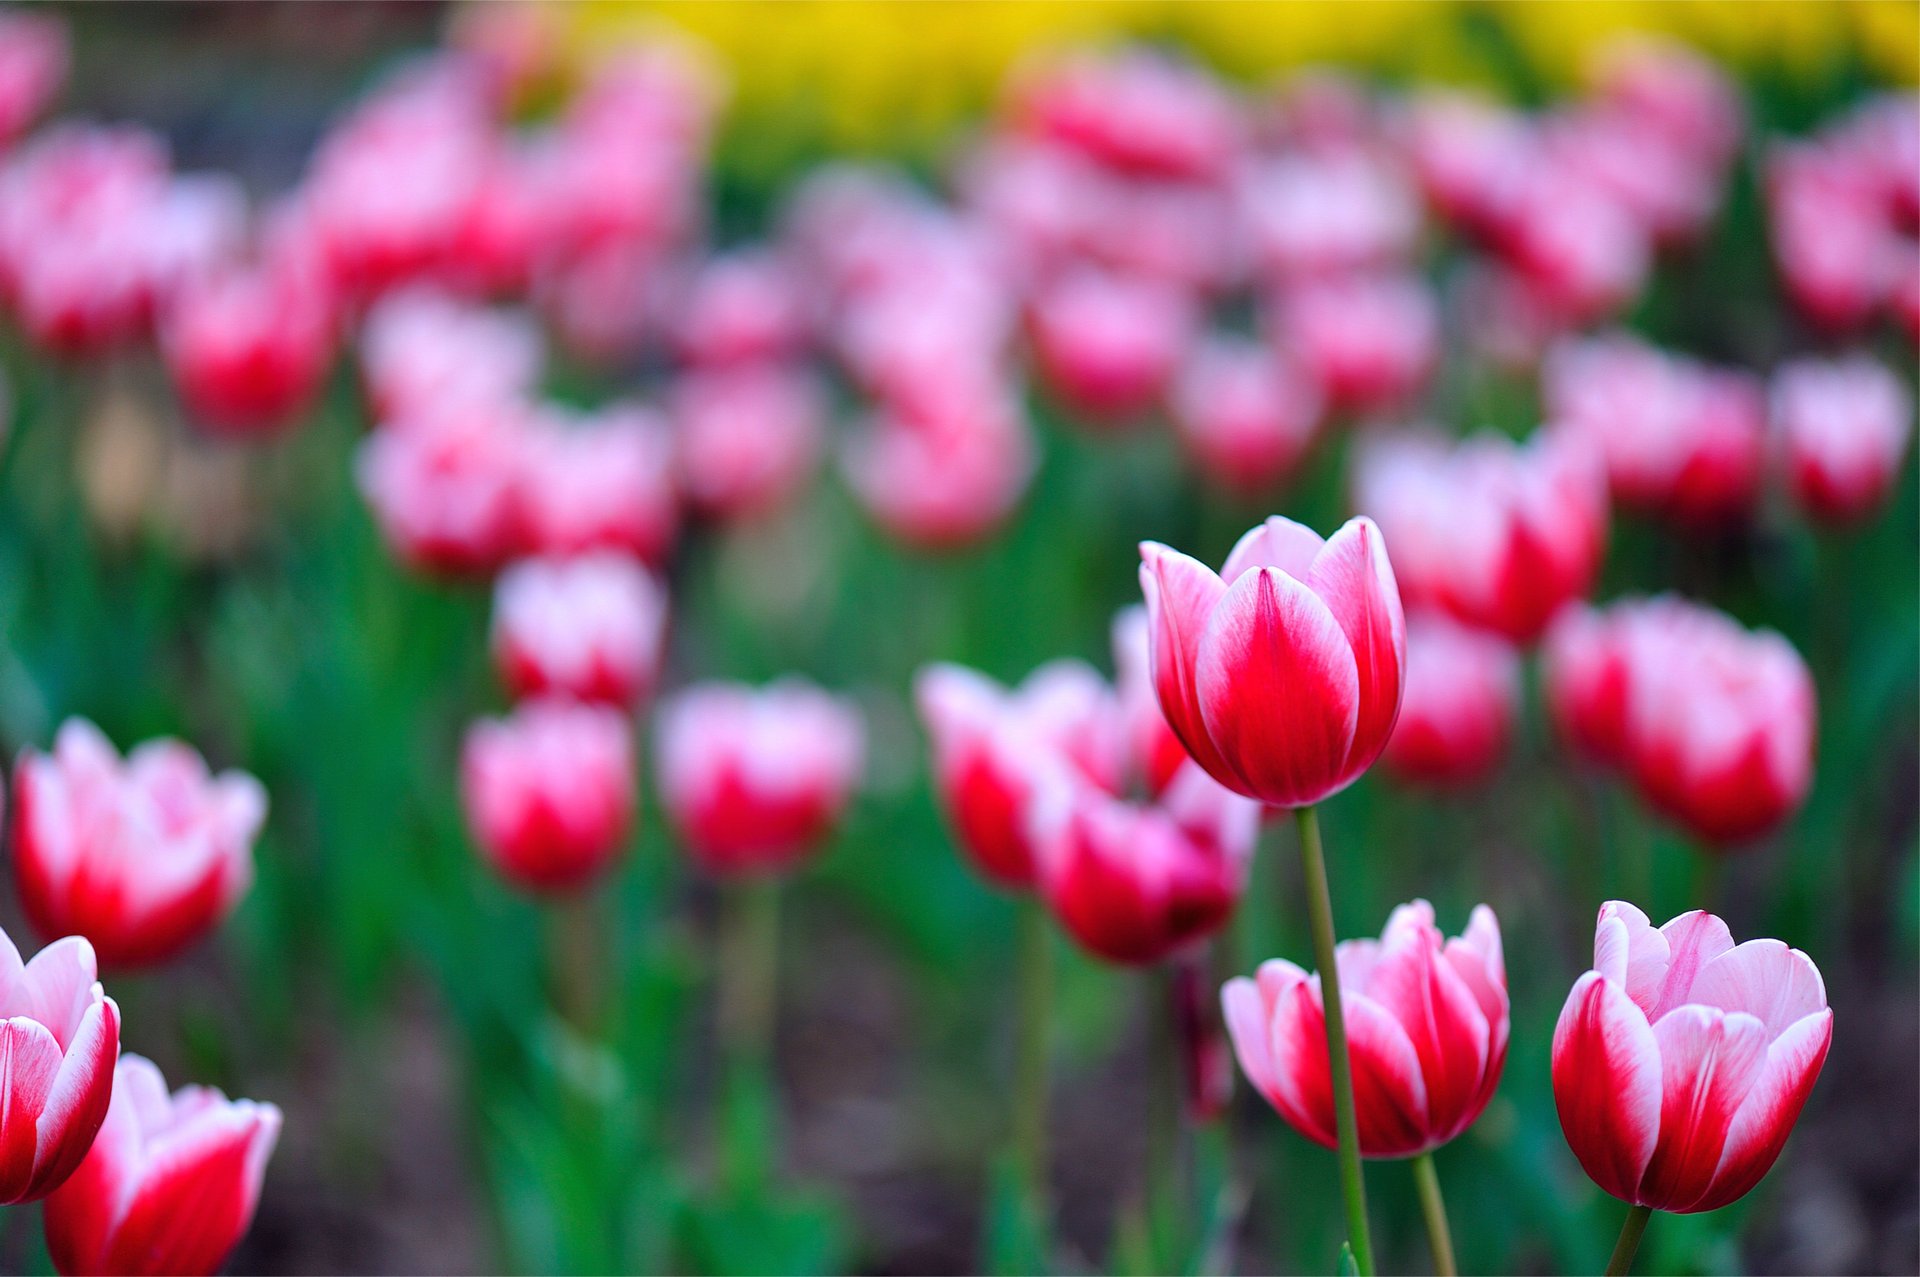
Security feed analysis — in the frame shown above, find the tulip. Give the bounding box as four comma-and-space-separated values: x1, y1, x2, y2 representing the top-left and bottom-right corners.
1765, 140, 1900, 333
1382, 613, 1520, 788
1588, 37, 1744, 174
1074, 174, 1242, 296
1494, 161, 1652, 325
516, 403, 679, 564
0, 8, 66, 149
1553, 902, 1830, 1242
460, 699, 636, 893
162, 258, 335, 438
1224, 900, 1508, 1158
0, 931, 120, 1204
1356, 430, 1608, 644
842, 399, 1036, 551
360, 289, 545, 426
1028, 761, 1256, 966
916, 660, 1121, 890
1403, 91, 1533, 239
491, 553, 668, 707
1269, 273, 1437, 418
669, 249, 811, 368
1138, 514, 1405, 809
1622, 600, 1815, 846
13, 720, 266, 969
1541, 600, 1639, 768
1771, 354, 1913, 524
1028, 266, 1194, 425
355, 397, 529, 576
1111, 606, 1192, 799
1238, 150, 1419, 284
1171, 335, 1321, 496
1012, 48, 1243, 183
43, 1054, 280, 1277
669, 362, 825, 522
655, 680, 864, 878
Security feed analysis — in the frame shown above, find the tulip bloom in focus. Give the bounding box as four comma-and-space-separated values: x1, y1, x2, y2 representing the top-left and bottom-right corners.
1138, 514, 1405, 808
1381, 613, 1519, 788
1028, 761, 1257, 965
1770, 354, 1913, 524
655, 680, 864, 877
44, 1053, 280, 1277
13, 720, 267, 969
460, 699, 636, 893
1224, 900, 1507, 1157
917, 660, 1120, 889
492, 553, 667, 707
1553, 902, 1830, 1213
0, 931, 120, 1204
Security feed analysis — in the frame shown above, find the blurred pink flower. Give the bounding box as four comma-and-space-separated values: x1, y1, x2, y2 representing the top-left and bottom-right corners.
669, 249, 812, 368
1171, 333, 1321, 495
1028, 265, 1193, 425
355, 397, 529, 575
1269, 272, 1436, 418
461, 698, 635, 893
1381, 613, 1520, 788
162, 256, 335, 438
492, 553, 668, 708
1012, 48, 1243, 183
1771, 353, 1913, 524
516, 403, 679, 563
669, 362, 825, 522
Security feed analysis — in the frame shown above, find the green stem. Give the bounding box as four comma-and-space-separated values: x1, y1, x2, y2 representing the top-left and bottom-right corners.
1145, 964, 1182, 1271
1411, 1151, 1456, 1277
719, 877, 782, 1074
1606, 1204, 1654, 1276
1013, 899, 1054, 1226
546, 891, 605, 1032
1295, 805, 1376, 1277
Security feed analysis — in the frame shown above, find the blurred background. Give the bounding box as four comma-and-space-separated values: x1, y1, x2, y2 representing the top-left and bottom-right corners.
0, 2, 1914, 1274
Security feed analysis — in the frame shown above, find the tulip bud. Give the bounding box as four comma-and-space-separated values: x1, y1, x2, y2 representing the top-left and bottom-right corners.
491, 554, 668, 707
0, 931, 120, 1204
1225, 900, 1507, 1157
655, 680, 864, 878
355, 398, 529, 576
44, 1054, 280, 1276
1771, 354, 1913, 524
516, 403, 679, 564
460, 699, 636, 893
1553, 902, 1830, 1213
13, 720, 265, 969
1382, 613, 1520, 788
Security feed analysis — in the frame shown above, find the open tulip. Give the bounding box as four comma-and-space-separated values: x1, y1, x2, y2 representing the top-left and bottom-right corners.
43, 1054, 280, 1277
1382, 613, 1520, 787
1553, 902, 1831, 1214
460, 699, 636, 893
0, 931, 120, 1204
1771, 354, 1913, 525
13, 719, 266, 969
655, 680, 864, 878
491, 553, 668, 707
1138, 513, 1405, 809
916, 660, 1120, 889
1224, 900, 1507, 1158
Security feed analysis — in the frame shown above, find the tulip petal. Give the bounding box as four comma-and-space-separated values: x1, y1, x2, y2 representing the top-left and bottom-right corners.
1650, 911, 1735, 1019
1687, 939, 1828, 1035
0, 1016, 63, 1203
1266, 974, 1339, 1149
1139, 544, 1236, 786
1343, 988, 1434, 1157
1307, 517, 1406, 770
31, 996, 119, 1199
1364, 923, 1492, 1140
1692, 1009, 1832, 1213
1637, 1006, 1769, 1210
1220, 516, 1326, 585
1552, 971, 1662, 1202
1223, 975, 1279, 1105
15, 938, 100, 1052
1195, 567, 1359, 806
101, 1108, 270, 1277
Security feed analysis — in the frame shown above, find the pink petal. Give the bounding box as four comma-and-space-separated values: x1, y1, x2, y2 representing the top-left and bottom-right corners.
1552, 971, 1662, 1202
1692, 1009, 1832, 1213
1306, 517, 1406, 771
0, 1016, 63, 1204
30, 995, 118, 1200
16, 938, 100, 1052
1138, 543, 1235, 786
1649, 911, 1736, 1018
1637, 1006, 1769, 1210
1360, 915, 1491, 1142
1687, 939, 1828, 1035
103, 1107, 271, 1276
1194, 566, 1359, 806
1266, 974, 1339, 1149
1343, 988, 1433, 1157
1220, 515, 1326, 585
1222, 975, 1279, 1104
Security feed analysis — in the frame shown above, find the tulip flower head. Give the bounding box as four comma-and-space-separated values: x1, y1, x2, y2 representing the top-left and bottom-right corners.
43, 1054, 280, 1277
669, 362, 825, 522
1028, 265, 1194, 425
491, 553, 668, 707
1171, 335, 1322, 495
460, 699, 636, 893
0, 8, 66, 149
1224, 900, 1508, 1157
917, 660, 1121, 889
1553, 902, 1830, 1213
13, 720, 266, 969
355, 398, 530, 576
162, 257, 336, 438
516, 403, 679, 563
1270, 272, 1438, 418
0, 931, 120, 1204
655, 680, 864, 878
1382, 612, 1520, 788
1771, 354, 1913, 524
1138, 514, 1406, 808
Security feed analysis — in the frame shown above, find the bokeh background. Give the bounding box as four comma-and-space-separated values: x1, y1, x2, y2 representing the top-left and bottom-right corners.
0, 2, 1914, 1274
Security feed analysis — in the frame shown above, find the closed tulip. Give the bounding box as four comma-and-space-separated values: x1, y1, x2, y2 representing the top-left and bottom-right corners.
491, 553, 668, 707
842, 399, 1036, 551
1771, 354, 1913, 524
162, 258, 335, 439
1553, 902, 1830, 1213
916, 660, 1121, 890
44, 1054, 280, 1277
460, 699, 635, 893
354, 398, 530, 576
1382, 613, 1520, 788
1224, 900, 1507, 1157
655, 680, 864, 878
1029, 761, 1257, 965
1138, 513, 1406, 809
0, 931, 120, 1204
516, 403, 679, 564
13, 720, 266, 969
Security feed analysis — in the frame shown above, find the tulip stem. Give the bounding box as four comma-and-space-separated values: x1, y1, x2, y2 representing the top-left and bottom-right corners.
719, 877, 781, 1077
1013, 898, 1053, 1232
1295, 804, 1376, 1277
1606, 1204, 1653, 1276
1410, 1151, 1456, 1277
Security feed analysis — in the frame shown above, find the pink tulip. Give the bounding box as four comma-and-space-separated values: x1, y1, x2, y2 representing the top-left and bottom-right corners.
1224, 900, 1507, 1157
43, 1054, 280, 1276
359, 290, 544, 426
1587, 37, 1743, 174
669, 363, 825, 522
1541, 600, 1639, 768
1171, 335, 1321, 495
445, 142, 545, 298
1073, 174, 1242, 296
669, 250, 811, 368
916, 660, 1121, 890
460, 699, 635, 893
0, 8, 66, 149
516, 403, 679, 563
1381, 613, 1520, 788
1239, 150, 1419, 284
1402, 91, 1533, 239
1139, 514, 1406, 808
1356, 429, 1608, 644
843, 400, 1035, 551
1494, 161, 1652, 325
1765, 140, 1902, 333
355, 398, 529, 576
1269, 273, 1437, 417
655, 680, 864, 878
1029, 761, 1257, 965
1771, 354, 1913, 524
13, 720, 265, 970
0, 930, 119, 1204
1553, 902, 1830, 1212
1012, 48, 1243, 183
492, 554, 668, 707
1111, 606, 1192, 799
1028, 266, 1194, 425
162, 258, 335, 438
